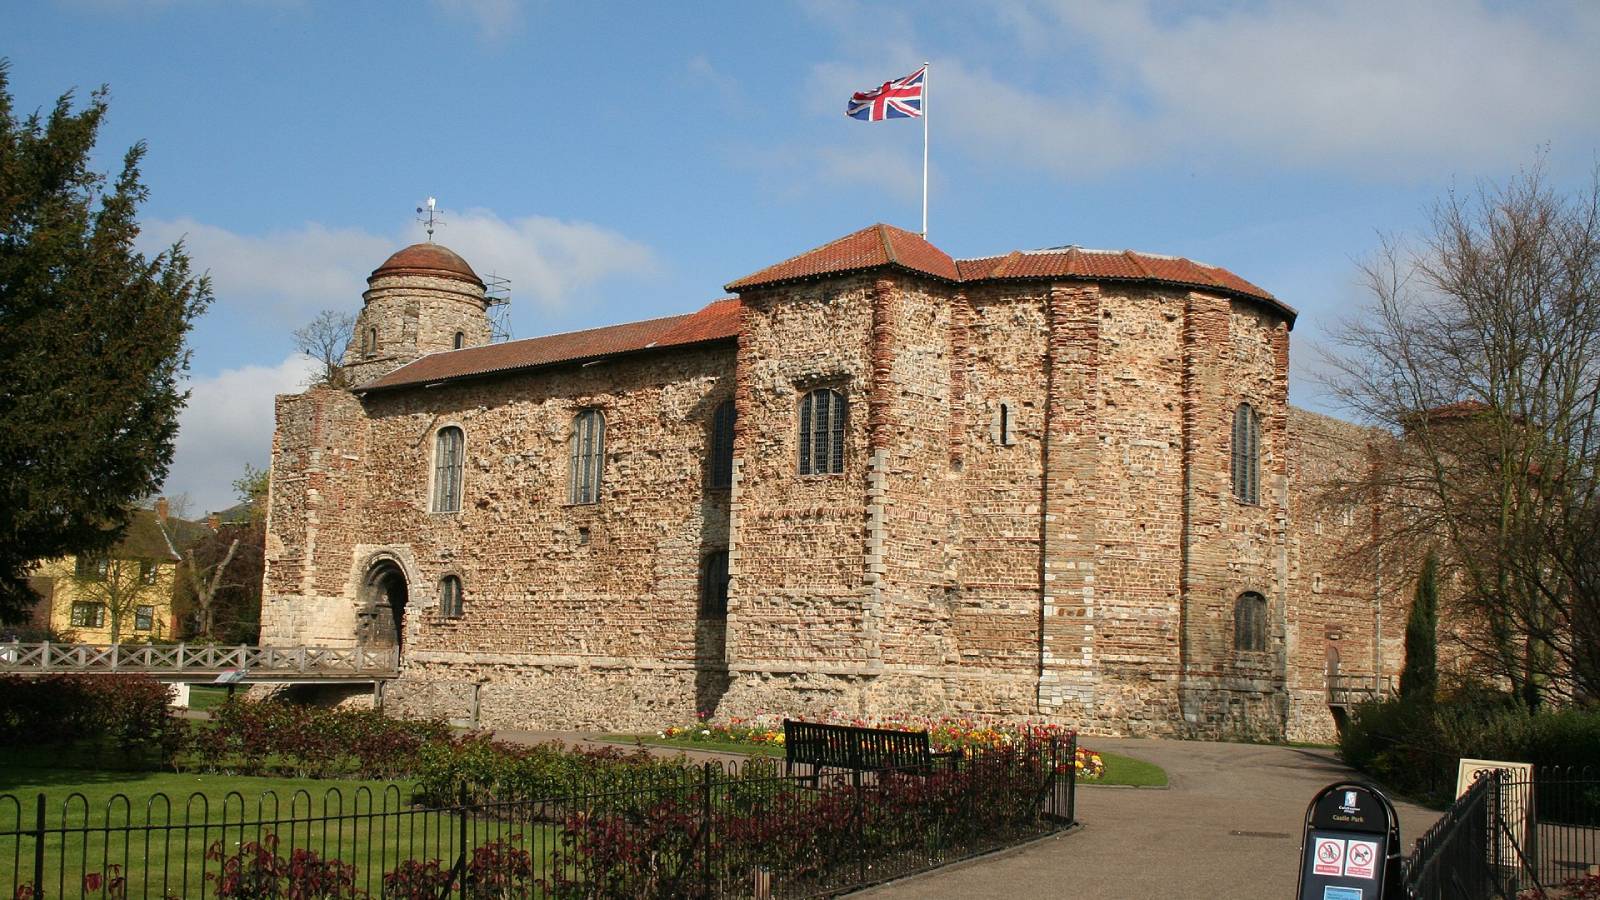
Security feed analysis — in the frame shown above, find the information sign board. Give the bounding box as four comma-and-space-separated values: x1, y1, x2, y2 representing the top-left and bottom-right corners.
1296, 782, 1402, 900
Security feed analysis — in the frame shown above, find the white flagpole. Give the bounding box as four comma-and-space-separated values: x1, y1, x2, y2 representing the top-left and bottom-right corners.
921, 61, 930, 238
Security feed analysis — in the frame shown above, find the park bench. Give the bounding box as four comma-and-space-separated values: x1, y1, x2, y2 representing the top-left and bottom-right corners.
783, 719, 959, 783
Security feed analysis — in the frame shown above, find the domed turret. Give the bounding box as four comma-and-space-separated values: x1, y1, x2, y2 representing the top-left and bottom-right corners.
342, 242, 492, 383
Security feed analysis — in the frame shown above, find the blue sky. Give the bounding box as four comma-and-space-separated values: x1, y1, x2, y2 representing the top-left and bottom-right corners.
7, 0, 1600, 512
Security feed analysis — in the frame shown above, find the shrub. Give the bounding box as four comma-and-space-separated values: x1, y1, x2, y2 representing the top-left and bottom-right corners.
183, 699, 450, 779
205, 833, 361, 899
0, 674, 177, 758
1340, 689, 1600, 802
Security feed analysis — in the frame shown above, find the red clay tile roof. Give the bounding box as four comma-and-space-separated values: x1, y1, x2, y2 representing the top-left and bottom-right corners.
725, 224, 959, 290
361, 298, 740, 393
727, 226, 1290, 321
372, 243, 484, 288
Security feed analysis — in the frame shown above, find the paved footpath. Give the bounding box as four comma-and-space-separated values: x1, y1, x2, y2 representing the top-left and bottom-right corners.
857, 737, 1439, 900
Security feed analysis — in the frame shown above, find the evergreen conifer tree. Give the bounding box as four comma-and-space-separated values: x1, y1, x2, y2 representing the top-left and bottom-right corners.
1400, 553, 1440, 703
0, 61, 211, 620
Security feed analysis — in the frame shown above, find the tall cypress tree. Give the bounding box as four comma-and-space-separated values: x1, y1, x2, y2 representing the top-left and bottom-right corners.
1401, 552, 1440, 703
0, 61, 212, 620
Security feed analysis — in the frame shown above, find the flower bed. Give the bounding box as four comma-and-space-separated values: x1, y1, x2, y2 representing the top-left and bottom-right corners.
656, 714, 1107, 780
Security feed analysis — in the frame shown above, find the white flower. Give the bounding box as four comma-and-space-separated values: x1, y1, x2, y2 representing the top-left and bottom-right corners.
700, 729, 711, 736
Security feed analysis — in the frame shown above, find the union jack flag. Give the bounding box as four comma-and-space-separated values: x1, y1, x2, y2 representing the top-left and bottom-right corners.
846, 66, 925, 121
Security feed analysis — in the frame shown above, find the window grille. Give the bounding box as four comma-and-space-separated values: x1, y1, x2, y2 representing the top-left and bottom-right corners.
432, 426, 465, 513
70, 602, 106, 628
700, 550, 730, 619
439, 575, 463, 618
1232, 402, 1261, 504
1234, 592, 1268, 652
570, 409, 605, 504
798, 388, 846, 475
709, 400, 735, 489
134, 605, 154, 631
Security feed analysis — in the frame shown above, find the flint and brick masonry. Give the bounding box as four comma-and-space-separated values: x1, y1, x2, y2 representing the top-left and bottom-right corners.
261, 226, 1396, 742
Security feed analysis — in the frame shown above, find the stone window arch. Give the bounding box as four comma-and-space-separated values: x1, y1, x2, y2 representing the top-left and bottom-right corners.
570, 408, 605, 504
798, 388, 846, 476
364, 326, 378, 356
708, 399, 735, 489
1232, 402, 1261, 504
438, 574, 463, 618
432, 425, 465, 513
453, 331, 465, 350
1234, 591, 1268, 652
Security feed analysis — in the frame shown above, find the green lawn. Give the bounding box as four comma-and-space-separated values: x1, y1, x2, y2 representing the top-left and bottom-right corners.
0, 765, 555, 897
1091, 751, 1168, 787
185, 684, 234, 712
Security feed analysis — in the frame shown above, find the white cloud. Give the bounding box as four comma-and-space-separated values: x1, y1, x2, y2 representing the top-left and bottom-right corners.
806, 0, 1600, 179
140, 211, 658, 333
163, 354, 320, 514
431, 0, 524, 39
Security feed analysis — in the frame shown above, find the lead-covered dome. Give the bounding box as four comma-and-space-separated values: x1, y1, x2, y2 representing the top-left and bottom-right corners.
370, 243, 483, 287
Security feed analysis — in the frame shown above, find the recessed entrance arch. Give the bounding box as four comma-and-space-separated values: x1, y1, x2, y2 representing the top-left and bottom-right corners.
359, 559, 409, 653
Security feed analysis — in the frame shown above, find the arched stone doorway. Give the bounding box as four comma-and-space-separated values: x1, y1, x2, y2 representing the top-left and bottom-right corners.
359, 560, 408, 653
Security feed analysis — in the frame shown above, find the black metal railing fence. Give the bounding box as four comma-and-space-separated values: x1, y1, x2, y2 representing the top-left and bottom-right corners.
1402, 766, 1600, 900
1, 735, 1076, 898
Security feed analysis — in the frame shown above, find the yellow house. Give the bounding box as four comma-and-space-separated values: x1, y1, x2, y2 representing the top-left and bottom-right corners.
28, 503, 197, 643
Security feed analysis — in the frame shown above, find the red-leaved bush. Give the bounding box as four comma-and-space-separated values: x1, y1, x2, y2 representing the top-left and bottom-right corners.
182, 700, 451, 779
0, 674, 177, 757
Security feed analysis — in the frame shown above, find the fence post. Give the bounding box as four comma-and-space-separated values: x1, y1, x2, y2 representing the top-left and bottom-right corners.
854, 766, 865, 888
702, 762, 714, 898
453, 781, 470, 899
1067, 732, 1077, 826
33, 793, 45, 899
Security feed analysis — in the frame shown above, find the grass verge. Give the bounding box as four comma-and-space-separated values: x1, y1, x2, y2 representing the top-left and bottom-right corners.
1091, 751, 1168, 787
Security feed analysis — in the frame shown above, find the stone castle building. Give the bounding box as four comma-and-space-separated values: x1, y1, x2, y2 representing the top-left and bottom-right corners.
261, 225, 1399, 742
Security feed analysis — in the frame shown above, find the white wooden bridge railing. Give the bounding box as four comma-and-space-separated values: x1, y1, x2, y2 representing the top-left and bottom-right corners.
0, 642, 397, 677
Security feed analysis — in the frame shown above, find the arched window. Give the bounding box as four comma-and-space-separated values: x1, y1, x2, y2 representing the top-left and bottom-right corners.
1232, 402, 1260, 504
798, 388, 846, 475
570, 409, 605, 504
709, 400, 735, 489
365, 326, 378, 356
453, 331, 465, 349
439, 575, 463, 618
700, 550, 730, 619
1234, 591, 1268, 652
432, 426, 464, 513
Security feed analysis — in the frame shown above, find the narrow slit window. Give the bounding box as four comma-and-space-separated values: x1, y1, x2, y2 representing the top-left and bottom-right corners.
1232, 402, 1261, 504
798, 388, 846, 475
432, 426, 464, 513
570, 409, 606, 504
365, 327, 377, 356
709, 400, 735, 489
453, 331, 465, 349
439, 575, 463, 618
700, 550, 730, 619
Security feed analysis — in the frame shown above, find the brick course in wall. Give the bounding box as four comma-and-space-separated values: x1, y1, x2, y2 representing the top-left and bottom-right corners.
262, 229, 1399, 739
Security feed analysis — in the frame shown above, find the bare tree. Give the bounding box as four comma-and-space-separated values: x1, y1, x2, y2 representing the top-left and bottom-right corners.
1326, 163, 1600, 707
293, 309, 355, 388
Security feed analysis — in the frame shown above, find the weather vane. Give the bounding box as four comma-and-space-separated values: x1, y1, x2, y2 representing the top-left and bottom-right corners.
416, 197, 443, 241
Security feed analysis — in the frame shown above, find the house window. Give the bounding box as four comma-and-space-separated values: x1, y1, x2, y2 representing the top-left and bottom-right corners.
134, 605, 154, 631
709, 400, 735, 489
70, 602, 106, 628
700, 550, 730, 620
139, 560, 158, 585
432, 426, 465, 513
453, 331, 465, 349
1232, 402, 1261, 504
569, 409, 605, 504
1234, 592, 1268, 652
439, 575, 463, 618
75, 555, 109, 580
798, 388, 846, 475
